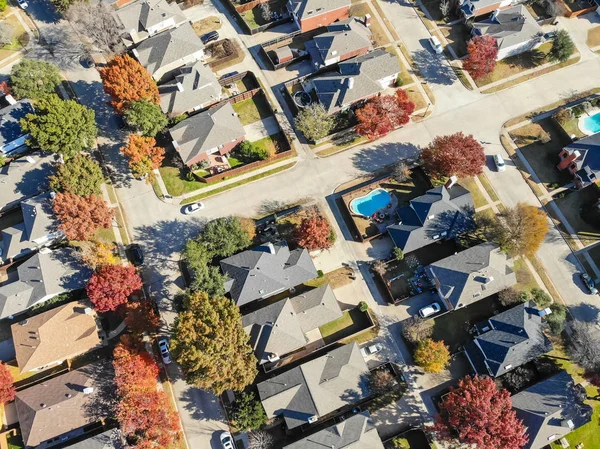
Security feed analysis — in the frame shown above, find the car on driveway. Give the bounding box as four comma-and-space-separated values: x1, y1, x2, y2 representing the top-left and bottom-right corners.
158, 339, 171, 365
429, 36, 443, 54
17, 0, 28, 9
220, 431, 234, 449
183, 202, 204, 215
361, 343, 383, 357
493, 153, 506, 172
580, 273, 598, 295
127, 244, 144, 266
418, 302, 441, 318
201, 31, 219, 45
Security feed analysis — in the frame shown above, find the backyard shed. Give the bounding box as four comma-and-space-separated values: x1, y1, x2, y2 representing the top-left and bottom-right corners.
274, 46, 294, 64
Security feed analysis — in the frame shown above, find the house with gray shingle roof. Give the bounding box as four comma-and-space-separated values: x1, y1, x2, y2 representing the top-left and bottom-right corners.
471, 5, 543, 60
304, 49, 400, 114
512, 371, 592, 449
425, 242, 517, 311
306, 17, 372, 68
63, 429, 123, 449
257, 343, 369, 429
113, 0, 186, 46
288, 0, 351, 32
242, 285, 343, 364
159, 61, 224, 117
169, 102, 245, 167
387, 184, 474, 254
0, 97, 34, 156
465, 301, 552, 378
283, 410, 384, 449
0, 249, 91, 320
132, 22, 204, 82
221, 241, 318, 307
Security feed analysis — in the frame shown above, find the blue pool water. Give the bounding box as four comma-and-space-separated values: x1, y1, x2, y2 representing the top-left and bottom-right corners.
583, 112, 600, 134
350, 188, 392, 217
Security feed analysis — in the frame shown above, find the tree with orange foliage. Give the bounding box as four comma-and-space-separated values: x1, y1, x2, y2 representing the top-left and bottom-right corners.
113, 338, 159, 393
121, 134, 165, 180
463, 35, 498, 80
294, 213, 333, 251
87, 265, 143, 312
356, 90, 415, 141
0, 81, 11, 96
52, 192, 114, 241
99, 55, 159, 114
75, 240, 118, 268
0, 362, 15, 405
123, 300, 160, 335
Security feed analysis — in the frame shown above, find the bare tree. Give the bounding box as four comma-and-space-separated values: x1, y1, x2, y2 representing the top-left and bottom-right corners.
0, 22, 14, 46
440, 0, 451, 18
372, 260, 386, 277
401, 316, 434, 344
248, 430, 274, 449
65, 2, 124, 54
35, 25, 86, 69
259, 2, 272, 22
392, 161, 412, 183
568, 320, 600, 372
369, 370, 396, 396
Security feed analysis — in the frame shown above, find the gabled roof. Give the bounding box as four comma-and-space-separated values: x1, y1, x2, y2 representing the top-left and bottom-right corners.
563, 132, 600, 183
220, 241, 318, 306
310, 49, 400, 114
114, 0, 185, 34
0, 249, 91, 319
63, 429, 124, 449
471, 5, 542, 51
242, 285, 343, 364
133, 22, 203, 78
0, 152, 55, 212
257, 343, 369, 429
283, 411, 384, 449
512, 371, 593, 449
465, 301, 552, 377
0, 99, 33, 150
290, 0, 350, 20
169, 102, 245, 165
12, 301, 101, 373
387, 184, 474, 253
309, 18, 372, 65
159, 61, 222, 116
426, 242, 517, 310
15, 362, 113, 448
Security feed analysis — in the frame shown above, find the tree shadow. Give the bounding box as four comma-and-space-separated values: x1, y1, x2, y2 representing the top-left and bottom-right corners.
425, 206, 476, 241
412, 48, 457, 86
351, 142, 421, 173
79, 360, 118, 423
568, 302, 600, 323
25, 0, 60, 24
11, 159, 55, 198
28, 25, 85, 71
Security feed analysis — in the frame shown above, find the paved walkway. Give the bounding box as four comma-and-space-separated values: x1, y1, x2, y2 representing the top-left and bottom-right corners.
243, 115, 280, 141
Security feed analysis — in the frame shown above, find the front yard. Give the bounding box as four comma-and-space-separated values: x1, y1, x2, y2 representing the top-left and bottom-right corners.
0, 14, 29, 61
305, 266, 355, 290
349, 3, 390, 47
439, 22, 471, 59
553, 187, 600, 247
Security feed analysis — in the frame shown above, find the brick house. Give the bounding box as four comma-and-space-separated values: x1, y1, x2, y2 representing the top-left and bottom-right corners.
557, 133, 600, 189
288, 0, 351, 32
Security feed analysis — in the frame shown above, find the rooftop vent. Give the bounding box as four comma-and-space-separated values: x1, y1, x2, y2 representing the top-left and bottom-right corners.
84, 308, 93, 315
83, 387, 94, 395
308, 415, 318, 423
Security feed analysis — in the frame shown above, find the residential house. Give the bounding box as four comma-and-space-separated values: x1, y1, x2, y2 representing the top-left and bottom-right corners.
288, 0, 351, 32
113, 0, 186, 45
0, 249, 91, 320
220, 241, 318, 307
1, 192, 63, 263
283, 411, 384, 449
257, 343, 369, 429
242, 285, 343, 364
12, 300, 103, 373
465, 301, 552, 377
306, 17, 372, 68
159, 61, 224, 117
471, 6, 543, 60
557, 132, 600, 189
0, 97, 34, 156
0, 152, 55, 213
305, 49, 400, 114
132, 22, 204, 82
425, 242, 517, 311
512, 371, 593, 449
15, 361, 113, 449
168, 102, 245, 168
460, 0, 517, 19
63, 429, 123, 449
387, 183, 474, 254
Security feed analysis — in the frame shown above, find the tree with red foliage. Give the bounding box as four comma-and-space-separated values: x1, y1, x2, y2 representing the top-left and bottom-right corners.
0, 81, 11, 96
435, 375, 528, 449
294, 213, 333, 251
121, 134, 165, 180
0, 362, 15, 405
52, 192, 114, 241
99, 54, 160, 114
421, 132, 486, 179
122, 299, 160, 335
113, 338, 159, 393
463, 35, 498, 80
87, 265, 143, 312
356, 90, 415, 141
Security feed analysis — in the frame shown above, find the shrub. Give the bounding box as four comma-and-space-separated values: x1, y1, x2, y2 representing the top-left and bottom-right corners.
359, 301, 369, 312
0, 0, 7, 12
393, 247, 405, 261
531, 287, 552, 308
498, 287, 529, 307
236, 141, 269, 162
402, 316, 434, 344
538, 130, 551, 144
552, 108, 572, 125
546, 303, 567, 335
368, 370, 396, 396
317, 270, 324, 278
572, 104, 585, 118
392, 438, 410, 449
396, 74, 404, 87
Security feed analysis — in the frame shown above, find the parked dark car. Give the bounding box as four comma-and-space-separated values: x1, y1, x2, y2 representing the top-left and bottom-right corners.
127, 244, 144, 267
201, 31, 219, 45
580, 273, 598, 295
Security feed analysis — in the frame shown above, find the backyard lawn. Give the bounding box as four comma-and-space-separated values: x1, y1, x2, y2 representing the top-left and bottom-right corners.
158, 166, 204, 197
318, 308, 373, 345
241, 0, 288, 29
6, 432, 24, 449
192, 16, 222, 36
252, 132, 287, 157
349, 3, 390, 47
232, 93, 273, 125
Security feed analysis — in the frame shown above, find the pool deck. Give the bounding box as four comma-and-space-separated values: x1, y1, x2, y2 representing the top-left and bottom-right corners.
578, 107, 600, 136
349, 189, 399, 234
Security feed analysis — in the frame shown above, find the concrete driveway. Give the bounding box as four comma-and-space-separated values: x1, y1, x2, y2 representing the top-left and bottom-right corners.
394, 290, 442, 322
243, 116, 280, 141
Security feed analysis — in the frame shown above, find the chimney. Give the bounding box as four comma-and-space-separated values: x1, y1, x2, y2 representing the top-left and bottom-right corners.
266, 242, 275, 254
562, 419, 575, 429
5, 95, 17, 105
83, 387, 94, 395
347, 77, 355, 89
363, 13, 371, 27
445, 175, 458, 189
491, 9, 500, 22
176, 81, 184, 92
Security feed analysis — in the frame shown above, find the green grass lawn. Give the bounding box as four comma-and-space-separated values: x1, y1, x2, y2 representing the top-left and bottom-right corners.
319, 311, 353, 338
251, 132, 287, 156
459, 177, 487, 209
477, 174, 499, 202
232, 94, 273, 125
319, 308, 373, 345
93, 225, 116, 245
512, 258, 540, 292
158, 166, 204, 197
6, 432, 24, 449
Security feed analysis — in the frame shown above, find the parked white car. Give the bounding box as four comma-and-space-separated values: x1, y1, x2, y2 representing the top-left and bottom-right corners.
493, 153, 506, 172
220, 431, 234, 449
418, 303, 441, 318
361, 343, 383, 357
17, 0, 28, 8
183, 202, 205, 215
157, 339, 171, 365
429, 36, 443, 54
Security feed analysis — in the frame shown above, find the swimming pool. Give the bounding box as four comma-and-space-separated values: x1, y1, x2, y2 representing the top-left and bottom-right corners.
582, 112, 600, 135
350, 188, 392, 217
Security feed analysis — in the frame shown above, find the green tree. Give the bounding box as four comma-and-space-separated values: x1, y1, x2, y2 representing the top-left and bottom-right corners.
232, 392, 267, 431
546, 303, 567, 336
170, 292, 258, 394
549, 30, 575, 63
49, 153, 104, 196
0, 155, 6, 167
295, 104, 334, 142
183, 240, 226, 296
359, 301, 369, 313
531, 287, 552, 308
236, 141, 269, 163
198, 217, 251, 258
10, 59, 62, 100
393, 247, 404, 261
0, 0, 8, 12
21, 94, 97, 159
123, 100, 168, 137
